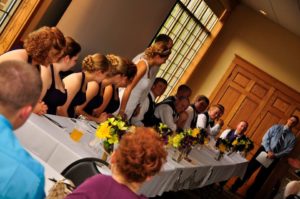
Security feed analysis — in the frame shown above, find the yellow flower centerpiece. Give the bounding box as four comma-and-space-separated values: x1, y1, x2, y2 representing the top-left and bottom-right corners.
155, 123, 173, 145
230, 136, 254, 157
169, 127, 207, 162
90, 116, 129, 160
215, 138, 231, 160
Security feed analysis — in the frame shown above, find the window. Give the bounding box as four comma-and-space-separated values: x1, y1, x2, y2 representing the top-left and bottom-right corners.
155, 0, 219, 99
0, 0, 22, 34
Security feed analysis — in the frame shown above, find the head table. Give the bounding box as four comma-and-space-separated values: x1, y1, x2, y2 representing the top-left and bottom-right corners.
15, 113, 248, 197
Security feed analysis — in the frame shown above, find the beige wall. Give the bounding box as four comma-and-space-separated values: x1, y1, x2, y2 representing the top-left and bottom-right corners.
57, 0, 175, 70
187, 4, 300, 100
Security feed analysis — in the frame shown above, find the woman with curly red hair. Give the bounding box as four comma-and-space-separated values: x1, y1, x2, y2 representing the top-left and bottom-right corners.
0, 26, 66, 67
0, 26, 66, 115
66, 127, 167, 199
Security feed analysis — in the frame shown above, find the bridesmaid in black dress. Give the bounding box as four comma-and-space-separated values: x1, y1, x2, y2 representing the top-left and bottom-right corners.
0, 26, 66, 115
76, 55, 137, 123
40, 37, 81, 115
57, 53, 111, 118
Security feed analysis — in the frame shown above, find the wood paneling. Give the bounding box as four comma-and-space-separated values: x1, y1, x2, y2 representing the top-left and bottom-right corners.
232, 72, 250, 88
210, 55, 300, 198
0, 0, 42, 53
250, 83, 268, 99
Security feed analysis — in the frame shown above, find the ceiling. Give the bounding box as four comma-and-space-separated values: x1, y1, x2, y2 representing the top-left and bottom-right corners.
240, 0, 300, 38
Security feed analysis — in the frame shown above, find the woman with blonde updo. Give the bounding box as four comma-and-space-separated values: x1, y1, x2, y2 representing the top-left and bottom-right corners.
76, 54, 137, 123
66, 127, 167, 199
57, 53, 110, 118
119, 42, 171, 119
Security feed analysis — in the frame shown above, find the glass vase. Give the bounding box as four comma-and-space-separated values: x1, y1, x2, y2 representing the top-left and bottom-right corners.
183, 147, 192, 162
240, 151, 248, 158
172, 149, 184, 163
215, 151, 224, 161
89, 137, 102, 154
101, 141, 114, 161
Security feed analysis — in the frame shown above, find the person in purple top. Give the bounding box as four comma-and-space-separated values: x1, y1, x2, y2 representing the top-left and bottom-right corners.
66, 127, 167, 199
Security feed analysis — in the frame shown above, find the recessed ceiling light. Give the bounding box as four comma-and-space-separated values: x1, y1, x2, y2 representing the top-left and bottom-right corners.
259, 10, 267, 15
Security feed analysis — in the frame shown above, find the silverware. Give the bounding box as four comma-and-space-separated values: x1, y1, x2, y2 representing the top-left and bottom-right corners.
89, 124, 97, 130
43, 115, 65, 129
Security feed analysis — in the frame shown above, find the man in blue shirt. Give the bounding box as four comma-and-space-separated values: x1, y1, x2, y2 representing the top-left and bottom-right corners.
230, 115, 299, 198
0, 60, 45, 199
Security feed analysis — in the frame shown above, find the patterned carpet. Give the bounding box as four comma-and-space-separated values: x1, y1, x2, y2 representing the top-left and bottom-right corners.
150, 184, 242, 199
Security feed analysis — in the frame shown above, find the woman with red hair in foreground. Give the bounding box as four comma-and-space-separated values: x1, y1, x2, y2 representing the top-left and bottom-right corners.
66, 127, 167, 199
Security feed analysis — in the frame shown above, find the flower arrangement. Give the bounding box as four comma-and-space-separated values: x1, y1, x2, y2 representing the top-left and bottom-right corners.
231, 136, 254, 157
215, 138, 231, 160
168, 127, 208, 162
94, 116, 129, 155
155, 123, 173, 145
169, 128, 208, 150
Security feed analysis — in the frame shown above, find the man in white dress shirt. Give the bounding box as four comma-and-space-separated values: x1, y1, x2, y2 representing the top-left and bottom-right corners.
219, 120, 249, 142
154, 96, 190, 132
131, 77, 167, 127
196, 104, 225, 137
183, 95, 210, 129
164, 84, 192, 130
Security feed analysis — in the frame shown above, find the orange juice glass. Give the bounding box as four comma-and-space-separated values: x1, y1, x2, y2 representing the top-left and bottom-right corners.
70, 128, 83, 142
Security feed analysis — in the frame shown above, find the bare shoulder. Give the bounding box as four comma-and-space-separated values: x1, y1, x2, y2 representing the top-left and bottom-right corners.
40, 65, 52, 83
63, 72, 82, 87
87, 81, 100, 92
0, 49, 28, 62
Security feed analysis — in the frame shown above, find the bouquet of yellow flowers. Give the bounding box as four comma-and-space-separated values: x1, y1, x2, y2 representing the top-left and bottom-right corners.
169, 128, 208, 150
95, 116, 129, 154
231, 136, 254, 157
155, 123, 173, 145
169, 128, 207, 162
215, 138, 231, 160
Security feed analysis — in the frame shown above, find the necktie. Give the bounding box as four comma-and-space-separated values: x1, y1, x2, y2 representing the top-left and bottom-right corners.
208, 120, 215, 127
274, 130, 287, 153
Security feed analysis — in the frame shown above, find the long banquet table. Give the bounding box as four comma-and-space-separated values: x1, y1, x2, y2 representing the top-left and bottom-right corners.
28, 151, 64, 195
16, 113, 248, 197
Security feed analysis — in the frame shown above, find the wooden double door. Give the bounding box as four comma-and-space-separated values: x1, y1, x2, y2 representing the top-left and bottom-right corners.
210, 55, 300, 198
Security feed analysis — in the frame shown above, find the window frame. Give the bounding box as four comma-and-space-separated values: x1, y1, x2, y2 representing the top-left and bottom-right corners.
151, 0, 227, 101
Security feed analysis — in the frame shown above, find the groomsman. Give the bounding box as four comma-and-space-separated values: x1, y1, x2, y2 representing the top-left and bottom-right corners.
219, 120, 248, 142
230, 115, 299, 198
154, 96, 190, 132
131, 78, 167, 127
183, 95, 210, 129
165, 84, 192, 130
196, 104, 225, 137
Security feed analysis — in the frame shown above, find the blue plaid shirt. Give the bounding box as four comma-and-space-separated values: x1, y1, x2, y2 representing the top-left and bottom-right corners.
0, 115, 45, 199
262, 124, 296, 158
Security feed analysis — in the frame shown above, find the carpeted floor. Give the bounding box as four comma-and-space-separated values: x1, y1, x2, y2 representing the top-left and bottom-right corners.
150, 184, 242, 199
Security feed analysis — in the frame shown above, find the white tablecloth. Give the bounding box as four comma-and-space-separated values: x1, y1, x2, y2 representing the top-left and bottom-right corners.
16, 114, 248, 197
29, 152, 64, 195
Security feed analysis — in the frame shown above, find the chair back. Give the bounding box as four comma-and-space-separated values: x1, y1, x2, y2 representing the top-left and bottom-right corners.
61, 157, 109, 187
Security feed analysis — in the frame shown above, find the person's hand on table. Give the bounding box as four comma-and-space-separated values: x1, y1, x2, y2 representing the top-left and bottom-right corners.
33, 101, 48, 115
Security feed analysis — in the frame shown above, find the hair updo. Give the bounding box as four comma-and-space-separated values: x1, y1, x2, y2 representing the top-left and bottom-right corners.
106, 54, 137, 80
114, 127, 167, 183
82, 53, 110, 73
64, 36, 81, 58
145, 41, 171, 59
24, 26, 66, 65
